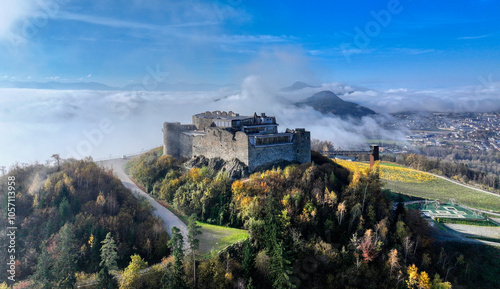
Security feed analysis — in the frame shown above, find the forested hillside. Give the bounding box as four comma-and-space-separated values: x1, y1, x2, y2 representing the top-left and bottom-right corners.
3, 150, 497, 288
125, 150, 471, 288
0, 159, 170, 288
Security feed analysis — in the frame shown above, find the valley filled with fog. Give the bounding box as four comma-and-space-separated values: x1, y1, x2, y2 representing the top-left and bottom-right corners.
2, 75, 500, 168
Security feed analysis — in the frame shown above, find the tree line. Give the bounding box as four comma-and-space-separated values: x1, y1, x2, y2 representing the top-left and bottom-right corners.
0, 158, 170, 288
125, 149, 474, 288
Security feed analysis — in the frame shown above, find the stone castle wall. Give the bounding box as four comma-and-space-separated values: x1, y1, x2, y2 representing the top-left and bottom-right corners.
191, 128, 249, 164
179, 133, 194, 159
163, 118, 311, 172
247, 130, 311, 171
163, 122, 180, 157
291, 130, 311, 164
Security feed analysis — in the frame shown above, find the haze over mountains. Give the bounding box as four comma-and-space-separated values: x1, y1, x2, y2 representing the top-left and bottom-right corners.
3, 75, 500, 170
0, 80, 230, 91
296, 90, 376, 119
0, 77, 409, 168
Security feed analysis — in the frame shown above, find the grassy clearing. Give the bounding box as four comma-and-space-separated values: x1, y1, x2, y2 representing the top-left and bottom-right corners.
435, 218, 498, 227
385, 179, 500, 212
379, 162, 406, 168
335, 160, 500, 212
197, 222, 248, 257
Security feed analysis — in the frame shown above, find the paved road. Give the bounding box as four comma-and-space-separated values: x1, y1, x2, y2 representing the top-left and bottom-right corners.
99, 158, 188, 243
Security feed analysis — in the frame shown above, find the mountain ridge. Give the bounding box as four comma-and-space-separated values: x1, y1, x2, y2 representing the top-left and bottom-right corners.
296, 90, 376, 118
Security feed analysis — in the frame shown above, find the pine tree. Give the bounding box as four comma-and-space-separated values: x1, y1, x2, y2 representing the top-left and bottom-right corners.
53, 223, 78, 289
100, 232, 118, 271
32, 241, 54, 289
163, 226, 188, 289
187, 214, 202, 288
264, 195, 295, 289
270, 241, 295, 289
98, 232, 119, 288
242, 239, 255, 279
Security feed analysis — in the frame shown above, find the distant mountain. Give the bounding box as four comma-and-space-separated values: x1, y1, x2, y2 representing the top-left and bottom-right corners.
0, 80, 232, 91
280, 81, 315, 92
0, 80, 117, 90
296, 90, 376, 118
122, 81, 230, 91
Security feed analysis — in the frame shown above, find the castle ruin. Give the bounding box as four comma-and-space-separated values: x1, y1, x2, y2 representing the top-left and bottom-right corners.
163, 111, 311, 172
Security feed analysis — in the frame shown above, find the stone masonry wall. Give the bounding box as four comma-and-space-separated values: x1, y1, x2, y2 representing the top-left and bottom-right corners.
247, 130, 311, 171
248, 143, 298, 172
192, 115, 216, 130
164, 119, 311, 172
292, 131, 311, 164
179, 133, 194, 159
191, 128, 249, 165
163, 122, 181, 157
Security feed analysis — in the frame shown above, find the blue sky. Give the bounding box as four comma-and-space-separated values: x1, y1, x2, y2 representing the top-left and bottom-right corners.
1, 0, 500, 167
1, 0, 500, 89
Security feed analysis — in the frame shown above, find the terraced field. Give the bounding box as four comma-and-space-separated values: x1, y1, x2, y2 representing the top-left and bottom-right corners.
335, 160, 500, 212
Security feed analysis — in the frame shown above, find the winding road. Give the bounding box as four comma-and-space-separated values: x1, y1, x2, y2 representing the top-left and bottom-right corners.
99, 157, 188, 242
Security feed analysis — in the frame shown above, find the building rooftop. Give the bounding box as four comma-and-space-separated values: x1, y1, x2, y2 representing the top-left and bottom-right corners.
195, 110, 248, 120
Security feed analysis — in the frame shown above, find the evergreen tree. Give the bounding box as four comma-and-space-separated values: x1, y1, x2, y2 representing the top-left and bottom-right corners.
242, 239, 255, 279
100, 232, 118, 271
270, 241, 295, 289
264, 195, 295, 289
163, 226, 188, 289
53, 223, 78, 289
98, 232, 119, 289
31, 241, 54, 289
187, 214, 202, 288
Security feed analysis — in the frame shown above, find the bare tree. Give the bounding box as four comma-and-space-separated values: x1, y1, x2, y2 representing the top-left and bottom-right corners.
311, 139, 335, 153
337, 201, 346, 225
51, 154, 61, 171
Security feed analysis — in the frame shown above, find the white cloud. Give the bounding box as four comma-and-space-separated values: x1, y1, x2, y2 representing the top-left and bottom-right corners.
457, 35, 490, 40
335, 84, 500, 114
386, 88, 408, 93
392, 48, 436, 55
275, 80, 500, 114
0, 0, 62, 44
56, 11, 183, 31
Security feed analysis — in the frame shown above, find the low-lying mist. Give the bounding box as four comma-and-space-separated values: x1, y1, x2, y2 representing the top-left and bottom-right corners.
0, 76, 410, 168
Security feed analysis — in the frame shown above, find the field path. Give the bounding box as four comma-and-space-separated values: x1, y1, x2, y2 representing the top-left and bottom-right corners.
99, 157, 188, 244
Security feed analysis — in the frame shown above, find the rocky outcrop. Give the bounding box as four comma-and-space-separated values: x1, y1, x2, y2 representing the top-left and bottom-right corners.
185, 156, 249, 180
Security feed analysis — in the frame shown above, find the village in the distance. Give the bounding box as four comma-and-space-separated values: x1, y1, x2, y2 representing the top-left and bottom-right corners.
380, 112, 500, 153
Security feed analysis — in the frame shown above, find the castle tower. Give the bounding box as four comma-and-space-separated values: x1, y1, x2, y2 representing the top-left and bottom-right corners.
292, 128, 311, 163
163, 122, 181, 158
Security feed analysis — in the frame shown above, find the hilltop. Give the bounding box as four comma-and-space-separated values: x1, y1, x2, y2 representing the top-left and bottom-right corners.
280, 81, 315, 92
296, 90, 376, 118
